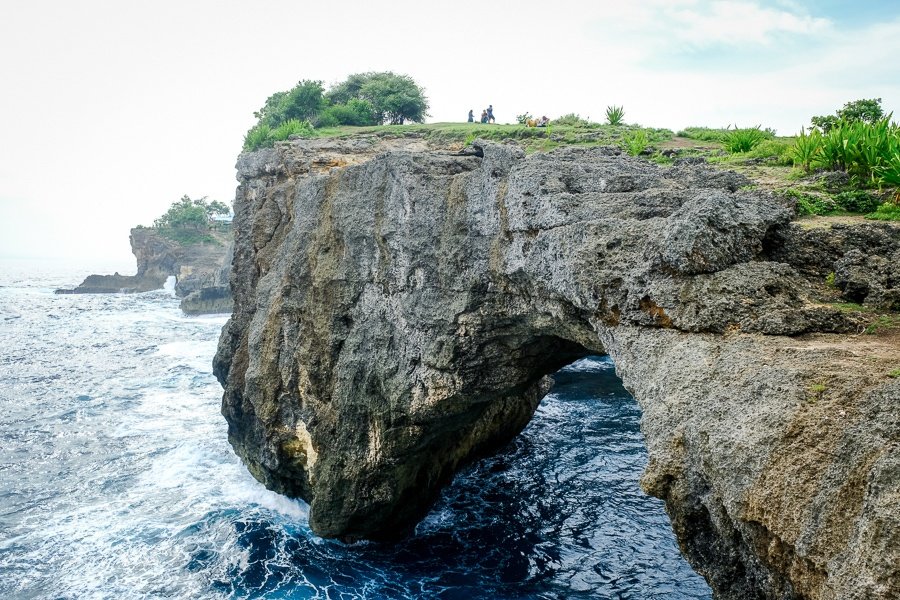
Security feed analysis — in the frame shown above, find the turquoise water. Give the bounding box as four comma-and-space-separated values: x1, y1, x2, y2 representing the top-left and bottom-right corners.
0, 260, 711, 599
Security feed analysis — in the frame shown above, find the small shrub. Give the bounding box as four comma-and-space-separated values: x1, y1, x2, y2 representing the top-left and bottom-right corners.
780, 188, 836, 216
722, 125, 769, 153
622, 129, 649, 156
825, 272, 836, 287
866, 201, 900, 221
554, 113, 593, 127
271, 119, 314, 142
516, 113, 533, 125
243, 123, 272, 151
889, 369, 900, 378
834, 190, 880, 213
606, 105, 625, 126
744, 139, 792, 164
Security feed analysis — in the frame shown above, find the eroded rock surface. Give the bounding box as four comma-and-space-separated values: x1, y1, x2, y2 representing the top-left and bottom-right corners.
214, 135, 899, 599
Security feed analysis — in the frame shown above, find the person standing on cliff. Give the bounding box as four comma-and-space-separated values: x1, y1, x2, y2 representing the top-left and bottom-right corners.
468, 109, 474, 123
487, 104, 495, 123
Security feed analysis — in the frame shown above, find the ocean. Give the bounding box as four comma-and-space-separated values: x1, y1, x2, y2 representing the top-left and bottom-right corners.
0, 258, 711, 599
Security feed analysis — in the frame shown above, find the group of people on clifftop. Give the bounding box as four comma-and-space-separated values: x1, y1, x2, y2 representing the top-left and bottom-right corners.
468, 105, 495, 124
466, 106, 549, 127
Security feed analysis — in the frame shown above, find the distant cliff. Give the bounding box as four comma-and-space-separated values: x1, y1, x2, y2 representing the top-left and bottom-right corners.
58, 227, 233, 313
215, 134, 899, 599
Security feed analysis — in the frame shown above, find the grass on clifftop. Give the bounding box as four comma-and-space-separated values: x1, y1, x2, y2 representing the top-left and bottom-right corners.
250, 120, 900, 221
304, 121, 675, 153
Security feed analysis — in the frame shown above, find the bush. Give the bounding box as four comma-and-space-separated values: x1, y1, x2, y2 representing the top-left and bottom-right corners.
622, 129, 649, 156
743, 139, 793, 164
254, 80, 326, 128
153, 195, 230, 230
866, 201, 900, 221
243, 124, 272, 151
243, 119, 313, 151
316, 98, 377, 127
780, 189, 836, 216
553, 113, 594, 127
272, 119, 314, 141
834, 190, 881, 213
722, 126, 770, 153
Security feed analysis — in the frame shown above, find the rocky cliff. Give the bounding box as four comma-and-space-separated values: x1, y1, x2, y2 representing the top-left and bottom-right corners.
58, 227, 233, 313
214, 135, 899, 599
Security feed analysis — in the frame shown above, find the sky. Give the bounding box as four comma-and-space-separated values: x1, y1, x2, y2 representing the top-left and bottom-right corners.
1, 0, 898, 263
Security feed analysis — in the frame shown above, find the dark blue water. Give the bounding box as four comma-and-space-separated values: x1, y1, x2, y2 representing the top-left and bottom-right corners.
0, 259, 711, 599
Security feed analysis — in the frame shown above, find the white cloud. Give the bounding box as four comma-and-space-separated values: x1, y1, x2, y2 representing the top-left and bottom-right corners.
591, 0, 832, 52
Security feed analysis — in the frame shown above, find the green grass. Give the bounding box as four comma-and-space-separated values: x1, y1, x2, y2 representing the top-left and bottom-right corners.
889, 369, 900, 378
676, 127, 728, 142
866, 201, 900, 221
244, 122, 674, 154
864, 314, 900, 334
830, 301, 873, 313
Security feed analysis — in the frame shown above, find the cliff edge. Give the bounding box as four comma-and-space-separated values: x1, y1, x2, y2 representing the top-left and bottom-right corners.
214, 135, 899, 599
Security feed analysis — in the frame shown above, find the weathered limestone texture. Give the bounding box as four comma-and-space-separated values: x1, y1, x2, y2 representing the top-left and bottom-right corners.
214, 135, 899, 599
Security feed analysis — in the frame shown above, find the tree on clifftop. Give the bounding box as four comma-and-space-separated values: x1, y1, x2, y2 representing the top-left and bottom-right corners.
154, 196, 230, 230
327, 72, 429, 125
242, 72, 430, 151
254, 80, 326, 128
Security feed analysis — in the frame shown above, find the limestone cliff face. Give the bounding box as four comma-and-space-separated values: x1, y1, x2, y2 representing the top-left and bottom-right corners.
214, 135, 899, 599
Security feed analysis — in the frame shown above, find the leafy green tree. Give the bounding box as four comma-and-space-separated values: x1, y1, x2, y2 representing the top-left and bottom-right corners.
811, 98, 884, 132
837, 98, 884, 124
154, 196, 230, 230
326, 72, 429, 125
316, 98, 377, 127
254, 80, 326, 128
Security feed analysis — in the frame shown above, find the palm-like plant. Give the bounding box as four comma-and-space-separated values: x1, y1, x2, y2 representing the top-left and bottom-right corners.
606, 105, 625, 125
722, 126, 767, 153
789, 127, 823, 172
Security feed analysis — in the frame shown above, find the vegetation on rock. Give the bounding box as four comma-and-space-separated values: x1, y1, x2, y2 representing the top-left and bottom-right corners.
605, 105, 625, 125
243, 72, 429, 150
811, 98, 884, 132
150, 195, 231, 244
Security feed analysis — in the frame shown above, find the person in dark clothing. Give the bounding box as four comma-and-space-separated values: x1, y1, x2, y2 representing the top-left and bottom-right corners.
468, 109, 474, 123
487, 105, 495, 123
481, 110, 488, 124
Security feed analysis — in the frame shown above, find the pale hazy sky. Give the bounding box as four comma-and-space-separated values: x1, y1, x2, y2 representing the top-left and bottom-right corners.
2, 0, 898, 263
